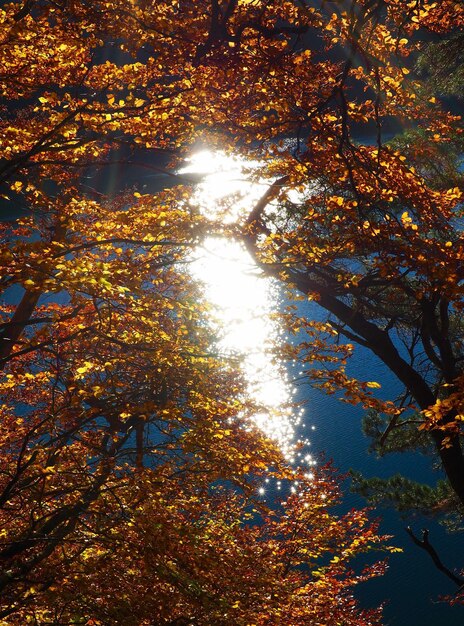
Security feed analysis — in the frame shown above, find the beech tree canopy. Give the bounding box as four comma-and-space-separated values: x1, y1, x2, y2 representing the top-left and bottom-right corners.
0, 0, 463, 622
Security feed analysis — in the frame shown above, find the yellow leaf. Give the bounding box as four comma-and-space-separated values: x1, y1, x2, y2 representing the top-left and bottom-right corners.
76, 362, 94, 375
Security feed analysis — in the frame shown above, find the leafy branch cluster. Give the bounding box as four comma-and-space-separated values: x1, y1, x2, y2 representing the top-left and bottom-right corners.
0, 0, 463, 622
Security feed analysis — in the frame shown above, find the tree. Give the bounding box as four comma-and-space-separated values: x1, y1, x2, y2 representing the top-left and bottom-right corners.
1, 0, 463, 612
0, 1, 392, 622
0, 176, 390, 622
2, 464, 389, 625
233, 0, 464, 598
0, 189, 261, 607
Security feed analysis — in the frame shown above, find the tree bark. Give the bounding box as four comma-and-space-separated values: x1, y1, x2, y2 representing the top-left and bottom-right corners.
0, 288, 41, 369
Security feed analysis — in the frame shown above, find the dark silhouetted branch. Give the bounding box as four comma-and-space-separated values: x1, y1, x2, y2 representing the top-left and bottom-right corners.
406, 527, 464, 588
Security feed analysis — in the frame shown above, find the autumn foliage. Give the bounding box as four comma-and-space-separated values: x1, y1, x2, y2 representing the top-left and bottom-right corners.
0, 0, 463, 621
0, 172, 390, 622
0, 191, 388, 623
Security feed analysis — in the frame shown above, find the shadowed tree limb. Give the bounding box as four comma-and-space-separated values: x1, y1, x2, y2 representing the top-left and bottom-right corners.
0, 289, 41, 368
406, 527, 464, 588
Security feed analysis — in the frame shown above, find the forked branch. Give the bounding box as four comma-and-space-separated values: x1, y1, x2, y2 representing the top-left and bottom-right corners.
406, 527, 464, 588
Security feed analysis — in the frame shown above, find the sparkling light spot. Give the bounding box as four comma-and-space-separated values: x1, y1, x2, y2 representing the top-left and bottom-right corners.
182, 149, 305, 457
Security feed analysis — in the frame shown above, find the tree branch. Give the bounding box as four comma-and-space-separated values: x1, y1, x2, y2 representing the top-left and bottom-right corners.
406, 527, 464, 588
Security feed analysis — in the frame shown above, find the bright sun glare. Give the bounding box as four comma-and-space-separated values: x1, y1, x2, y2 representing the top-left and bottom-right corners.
181, 149, 306, 459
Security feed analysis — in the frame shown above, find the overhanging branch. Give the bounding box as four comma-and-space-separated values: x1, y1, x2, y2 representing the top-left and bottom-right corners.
406, 527, 464, 588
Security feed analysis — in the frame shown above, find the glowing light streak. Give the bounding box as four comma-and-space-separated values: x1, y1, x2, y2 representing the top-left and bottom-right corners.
182, 149, 305, 457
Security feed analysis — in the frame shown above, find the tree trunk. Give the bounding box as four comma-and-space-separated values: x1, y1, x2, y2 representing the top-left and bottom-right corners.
0, 288, 41, 369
